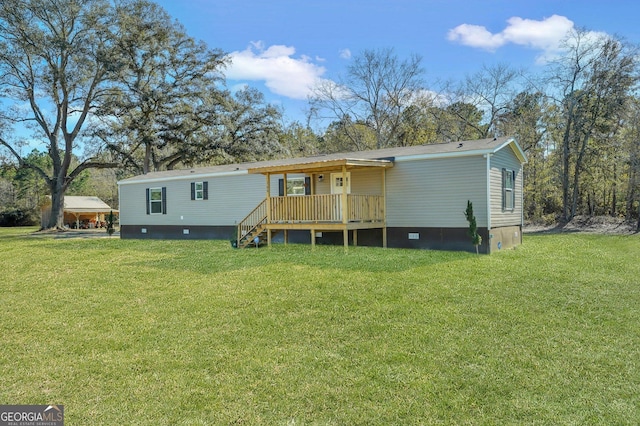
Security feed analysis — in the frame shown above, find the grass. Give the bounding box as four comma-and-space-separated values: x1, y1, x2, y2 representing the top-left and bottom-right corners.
0, 227, 639, 424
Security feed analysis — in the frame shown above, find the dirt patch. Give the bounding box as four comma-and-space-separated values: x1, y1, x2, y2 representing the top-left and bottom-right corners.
524, 216, 638, 235
30, 228, 120, 239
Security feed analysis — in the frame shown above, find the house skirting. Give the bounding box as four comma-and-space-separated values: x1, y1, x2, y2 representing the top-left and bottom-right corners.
120, 225, 236, 240
488, 225, 522, 253
121, 224, 522, 253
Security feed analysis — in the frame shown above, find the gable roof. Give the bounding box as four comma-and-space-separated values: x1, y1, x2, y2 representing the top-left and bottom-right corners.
63, 196, 117, 213
118, 136, 525, 185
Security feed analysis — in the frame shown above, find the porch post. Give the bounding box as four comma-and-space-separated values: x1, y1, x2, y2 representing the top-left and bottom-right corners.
341, 166, 348, 224
266, 173, 272, 246
382, 168, 387, 248
342, 166, 349, 252
283, 172, 288, 221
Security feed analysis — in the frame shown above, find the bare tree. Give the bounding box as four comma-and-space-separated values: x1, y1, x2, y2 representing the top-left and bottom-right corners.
437, 63, 522, 140
547, 29, 638, 221
311, 48, 425, 149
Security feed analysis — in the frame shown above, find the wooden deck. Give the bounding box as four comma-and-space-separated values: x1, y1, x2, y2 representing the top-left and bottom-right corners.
236, 158, 393, 249
270, 194, 384, 224
237, 194, 386, 249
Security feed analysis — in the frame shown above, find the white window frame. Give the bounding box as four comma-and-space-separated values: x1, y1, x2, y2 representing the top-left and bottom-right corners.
503, 169, 515, 212
194, 182, 204, 200
287, 177, 306, 196
149, 187, 163, 214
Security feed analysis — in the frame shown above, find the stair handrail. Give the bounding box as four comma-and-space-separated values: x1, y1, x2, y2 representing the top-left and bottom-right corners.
237, 198, 267, 244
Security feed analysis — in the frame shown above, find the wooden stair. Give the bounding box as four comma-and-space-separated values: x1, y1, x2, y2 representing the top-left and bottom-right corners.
234, 199, 276, 248
238, 224, 266, 248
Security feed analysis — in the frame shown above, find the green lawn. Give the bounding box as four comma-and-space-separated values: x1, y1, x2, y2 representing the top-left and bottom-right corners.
1, 227, 639, 424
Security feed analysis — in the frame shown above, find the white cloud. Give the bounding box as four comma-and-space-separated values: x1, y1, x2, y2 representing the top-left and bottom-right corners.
448, 14, 577, 62
226, 42, 327, 100
339, 48, 352, 59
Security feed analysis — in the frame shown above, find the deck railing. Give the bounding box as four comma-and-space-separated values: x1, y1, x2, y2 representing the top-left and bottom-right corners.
270, 194, 384, 223
237, 198, 267, 242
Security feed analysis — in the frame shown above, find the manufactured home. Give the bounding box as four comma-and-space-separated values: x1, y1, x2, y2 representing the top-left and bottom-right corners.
117, 137, 526, 253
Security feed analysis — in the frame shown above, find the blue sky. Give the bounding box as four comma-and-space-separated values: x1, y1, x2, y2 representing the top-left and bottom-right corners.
153, 1, 640, 123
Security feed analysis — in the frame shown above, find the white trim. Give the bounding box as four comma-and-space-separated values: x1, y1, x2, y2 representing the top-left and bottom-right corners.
485, 153, 492, 230
393, 149, 493, 163
118, 169, 248, 186
286, 176, 306, 196
149, 187, 163, 215
497, 138, 527, 164
503, 169, 516, 211
521, 168, 525, 227
393, 138, 526, 164
194, 181, 204, 200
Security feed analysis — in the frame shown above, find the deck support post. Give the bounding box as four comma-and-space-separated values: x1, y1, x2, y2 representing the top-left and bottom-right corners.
311, 229, 316, 250
266, 173, 272, 247
343, 228, 348, 252
353, 229, 358, 247
284, 229, 288, 245
383, 226, 387, 248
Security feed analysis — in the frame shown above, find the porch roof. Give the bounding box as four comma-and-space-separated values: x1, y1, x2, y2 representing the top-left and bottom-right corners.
247, 157, 394, 175
62, 196, 119, 214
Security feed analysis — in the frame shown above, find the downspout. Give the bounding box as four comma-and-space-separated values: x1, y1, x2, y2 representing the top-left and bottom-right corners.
521, 166, 525, 245
382, 168, 387, 248
485, 153, 492, 254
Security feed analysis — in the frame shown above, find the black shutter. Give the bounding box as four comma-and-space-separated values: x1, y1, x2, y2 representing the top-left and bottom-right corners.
203, 181, 208, 200
191, 182, 195, 200
501, 168, 507, 211
278, 179, 284, 196
304, 176, 311, 195
511, 170, 516, 208
146, 188, 150, 215
161, 187, 167, 214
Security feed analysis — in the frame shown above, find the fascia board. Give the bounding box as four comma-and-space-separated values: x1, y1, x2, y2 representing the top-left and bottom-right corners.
495, 138, 527, 164
393, 149, 491, 162
117, 169, 248, 186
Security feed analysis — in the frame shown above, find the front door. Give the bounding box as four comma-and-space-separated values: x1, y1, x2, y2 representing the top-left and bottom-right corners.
330, 172, 350, 221
330, 172, 351, 194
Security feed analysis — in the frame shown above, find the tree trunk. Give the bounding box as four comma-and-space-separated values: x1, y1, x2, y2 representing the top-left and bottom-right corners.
561, 114, 573, 222
143, 143, 152, 174
47, 182, 65, 229
570, 131, 591, 218
612, 161, 617, 216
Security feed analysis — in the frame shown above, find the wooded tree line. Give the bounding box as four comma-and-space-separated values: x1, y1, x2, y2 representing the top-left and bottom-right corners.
0, 0, 639, 229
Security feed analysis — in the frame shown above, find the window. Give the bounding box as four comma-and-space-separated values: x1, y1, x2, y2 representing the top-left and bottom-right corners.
147, 187, 166, 215
287, 177, 306, 195
278, 177, 310, 196
191, 182, 208, 200
502, 169, 515, 211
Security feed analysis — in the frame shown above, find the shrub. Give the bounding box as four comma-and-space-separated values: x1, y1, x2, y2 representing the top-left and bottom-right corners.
0, 208, 38, 227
